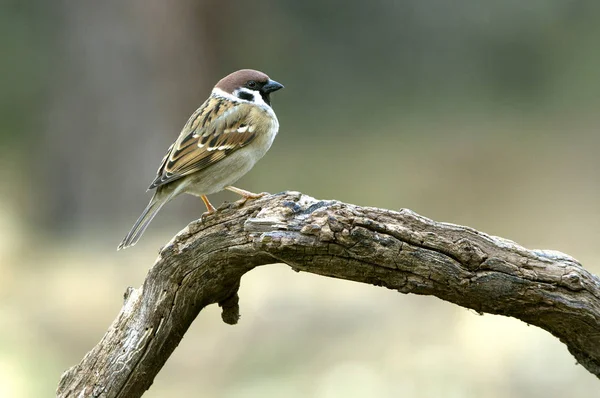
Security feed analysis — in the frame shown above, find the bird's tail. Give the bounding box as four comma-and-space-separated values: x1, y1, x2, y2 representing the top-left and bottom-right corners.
118, 192, 168, 250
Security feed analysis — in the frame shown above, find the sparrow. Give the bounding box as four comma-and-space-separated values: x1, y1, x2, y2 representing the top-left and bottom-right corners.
118, 69, 284, 249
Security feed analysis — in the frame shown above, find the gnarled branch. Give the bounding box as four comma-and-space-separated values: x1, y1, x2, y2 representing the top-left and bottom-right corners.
57, 191, 600, 397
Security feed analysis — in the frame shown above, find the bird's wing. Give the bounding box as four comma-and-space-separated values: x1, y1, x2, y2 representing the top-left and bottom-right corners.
149, 97, 260, 189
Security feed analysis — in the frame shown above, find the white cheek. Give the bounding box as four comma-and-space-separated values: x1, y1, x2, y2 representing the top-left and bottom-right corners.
212, 87, 272, 110
212, 88, 240, 102
246, 90, 269, 108
211, 87, 277, 121
235, 88, 267, 106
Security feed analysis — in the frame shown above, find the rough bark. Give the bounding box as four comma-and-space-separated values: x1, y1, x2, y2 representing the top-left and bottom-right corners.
57, 191, 600, 397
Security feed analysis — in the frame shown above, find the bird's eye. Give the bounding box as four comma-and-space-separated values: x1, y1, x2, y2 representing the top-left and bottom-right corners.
247, 80, 257, 89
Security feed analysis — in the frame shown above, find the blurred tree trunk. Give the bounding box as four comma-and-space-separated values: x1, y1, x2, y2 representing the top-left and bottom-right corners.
39, 0, 226, 231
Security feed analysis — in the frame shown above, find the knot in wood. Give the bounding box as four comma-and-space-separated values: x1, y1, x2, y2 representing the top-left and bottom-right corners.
562, 271, 583, 291
454, 238, 487, 270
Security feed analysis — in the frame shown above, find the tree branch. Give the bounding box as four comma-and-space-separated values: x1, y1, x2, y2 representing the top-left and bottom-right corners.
57, 191, 600, 397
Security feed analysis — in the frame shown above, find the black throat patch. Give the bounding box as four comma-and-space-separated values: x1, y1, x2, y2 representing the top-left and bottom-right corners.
260, 92, 271, 106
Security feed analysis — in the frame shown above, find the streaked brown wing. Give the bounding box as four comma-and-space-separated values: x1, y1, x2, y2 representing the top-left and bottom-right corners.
149, 97, 258, 189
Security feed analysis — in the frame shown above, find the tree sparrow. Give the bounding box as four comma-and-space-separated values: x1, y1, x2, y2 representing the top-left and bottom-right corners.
118, 69, 284, 249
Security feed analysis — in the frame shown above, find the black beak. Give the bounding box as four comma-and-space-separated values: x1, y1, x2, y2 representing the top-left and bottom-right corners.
262, 79, 284, 94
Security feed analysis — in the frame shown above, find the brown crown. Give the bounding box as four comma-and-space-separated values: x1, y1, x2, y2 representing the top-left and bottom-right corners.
214, 69, 270, 94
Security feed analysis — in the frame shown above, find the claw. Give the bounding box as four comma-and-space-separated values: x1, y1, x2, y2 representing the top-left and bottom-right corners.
243, 191, 268, 199
225, 186, 268, 200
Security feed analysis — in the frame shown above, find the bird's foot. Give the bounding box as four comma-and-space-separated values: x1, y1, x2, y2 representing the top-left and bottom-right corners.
226, 186, 268, 206
200, 195, 217, 219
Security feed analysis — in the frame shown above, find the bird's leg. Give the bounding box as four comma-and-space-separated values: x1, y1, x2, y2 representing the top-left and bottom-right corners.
201, 195, 217, 215
225, 186, 267, 206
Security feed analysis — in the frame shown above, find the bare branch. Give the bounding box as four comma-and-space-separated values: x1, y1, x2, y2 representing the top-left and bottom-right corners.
57, 191, 600, 397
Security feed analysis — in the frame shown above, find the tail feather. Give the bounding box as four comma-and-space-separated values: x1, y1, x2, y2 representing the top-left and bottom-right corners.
118, 194, 167, 250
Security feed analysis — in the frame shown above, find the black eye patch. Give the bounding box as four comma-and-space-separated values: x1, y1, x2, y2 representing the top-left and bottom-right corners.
237, 91, 254, 101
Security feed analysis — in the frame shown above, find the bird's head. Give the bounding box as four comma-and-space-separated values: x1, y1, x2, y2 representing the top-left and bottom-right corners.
214, 69, 284, 106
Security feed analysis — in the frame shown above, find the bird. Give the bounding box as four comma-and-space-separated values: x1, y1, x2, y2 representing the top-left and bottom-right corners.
118, 69, 284, 250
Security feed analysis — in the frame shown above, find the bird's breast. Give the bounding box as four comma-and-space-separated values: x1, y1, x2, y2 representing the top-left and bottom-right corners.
182, 111, 279, 196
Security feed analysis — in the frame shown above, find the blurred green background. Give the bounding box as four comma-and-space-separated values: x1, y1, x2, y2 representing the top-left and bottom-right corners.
2, 1, 599, 397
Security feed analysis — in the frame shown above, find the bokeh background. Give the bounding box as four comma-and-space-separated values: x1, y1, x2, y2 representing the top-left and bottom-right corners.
2, 1, 600, 397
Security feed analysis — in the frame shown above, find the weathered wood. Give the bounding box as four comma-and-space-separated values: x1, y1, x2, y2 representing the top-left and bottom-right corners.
57, 191, 600, 397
